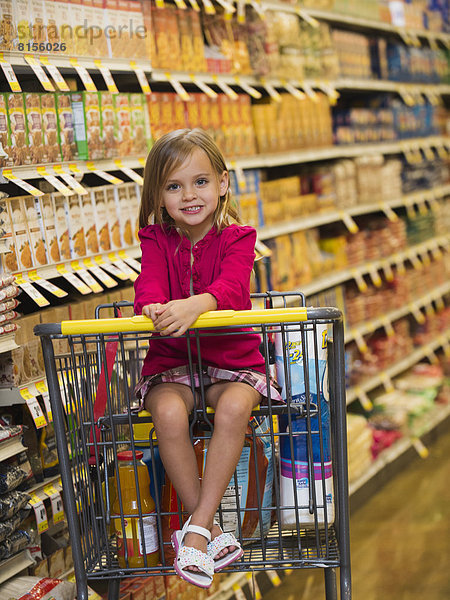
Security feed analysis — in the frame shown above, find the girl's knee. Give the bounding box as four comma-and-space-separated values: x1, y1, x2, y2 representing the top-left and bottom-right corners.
214, 393, 253, 428
145, 389, 189, 431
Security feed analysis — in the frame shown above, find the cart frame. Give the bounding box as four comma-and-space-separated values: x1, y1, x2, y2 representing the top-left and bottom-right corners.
35, 294, 351, 600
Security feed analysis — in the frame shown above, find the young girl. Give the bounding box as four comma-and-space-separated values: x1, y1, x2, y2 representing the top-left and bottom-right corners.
134, 128, 281, 588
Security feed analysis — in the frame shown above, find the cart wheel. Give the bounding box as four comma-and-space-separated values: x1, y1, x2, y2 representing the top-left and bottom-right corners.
107, 578, 121, 600
324, 568, 337, 600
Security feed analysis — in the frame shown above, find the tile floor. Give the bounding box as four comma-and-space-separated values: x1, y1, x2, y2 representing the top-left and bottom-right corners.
264, 427, 450, 600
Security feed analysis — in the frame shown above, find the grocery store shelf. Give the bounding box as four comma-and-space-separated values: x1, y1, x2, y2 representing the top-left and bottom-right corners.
258, 184, 450, 240
0, 549, 35, 585
346, 329, 450, 405
298, 235, 449, 297
2, 51, 151, 73
349, 401, 450, 496
0, 437, 26, 462
26, 474, 62, 498
0, 333, 19, 355
345, 282, 450, 344
0, 387, 28, 406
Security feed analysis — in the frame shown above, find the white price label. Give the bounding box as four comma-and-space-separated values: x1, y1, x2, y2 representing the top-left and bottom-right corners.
17, 281, 50, 307
24, 55, 55, 91
89, 266, 117, 288
0, 54, 21, 92
211, 75, 238, 100
29, 494, 49, 533
69, 58, 97, 91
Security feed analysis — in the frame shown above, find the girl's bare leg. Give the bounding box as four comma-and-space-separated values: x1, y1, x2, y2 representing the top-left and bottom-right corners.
184, 382, 261, 558
145, 383, 200, 515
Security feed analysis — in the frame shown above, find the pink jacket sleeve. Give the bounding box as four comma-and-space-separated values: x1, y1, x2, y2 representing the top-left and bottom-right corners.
134, 226, 170, 315
205, 226, 256, 310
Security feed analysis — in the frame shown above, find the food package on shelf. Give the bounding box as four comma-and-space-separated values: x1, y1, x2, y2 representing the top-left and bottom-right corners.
0, 576, 75, 600
346, 413, 373, 483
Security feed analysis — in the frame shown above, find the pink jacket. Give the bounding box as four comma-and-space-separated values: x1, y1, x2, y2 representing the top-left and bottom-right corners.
134, 224, 266, 377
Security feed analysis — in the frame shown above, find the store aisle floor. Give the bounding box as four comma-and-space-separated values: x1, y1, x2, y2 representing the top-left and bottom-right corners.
264, 427, 450, 600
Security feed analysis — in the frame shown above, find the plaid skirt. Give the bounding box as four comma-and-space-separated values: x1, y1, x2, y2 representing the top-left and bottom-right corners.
135, 365, 283, 410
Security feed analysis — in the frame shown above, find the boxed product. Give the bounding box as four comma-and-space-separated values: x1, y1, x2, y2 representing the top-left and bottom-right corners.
91, 187, 112, 253
55, 92, 77, 161
24, 92, 47, 164
115, 185, 134, 247
55, 0, 74, 55
7, 93, 30, 166
37, 194, 60, 264
23, 196, 47, 267
0, 199, 18, 273
6, 197, 33, 270
79, 193, 100, 256
113, 93, 133, 157
71, 91, 103, 160
65, 194, 87, 259
129, 94, 152, 156
146, 93, 163, 141
52, 193, 71, 261
99, 91, 117, 159
40, 93, 61, 163
91, 0, 108, 58
104, 186, 121, 250
0, 94, 12, 167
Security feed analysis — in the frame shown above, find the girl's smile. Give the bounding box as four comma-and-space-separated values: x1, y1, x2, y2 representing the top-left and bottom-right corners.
162, 148, 228, 244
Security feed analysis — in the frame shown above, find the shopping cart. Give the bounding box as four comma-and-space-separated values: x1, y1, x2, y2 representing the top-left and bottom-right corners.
34, 292, 351, 600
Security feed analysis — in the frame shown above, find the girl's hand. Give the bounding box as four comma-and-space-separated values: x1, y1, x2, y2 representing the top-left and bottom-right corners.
151, 294, 217, 337
142, 303, 165, 325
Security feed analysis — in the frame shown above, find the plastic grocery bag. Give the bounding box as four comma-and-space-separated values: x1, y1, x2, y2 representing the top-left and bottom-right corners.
0, 576, 76, 600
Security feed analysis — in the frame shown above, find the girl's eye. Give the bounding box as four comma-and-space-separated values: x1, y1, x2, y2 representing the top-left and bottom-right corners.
196, 178, 208, 186
166, 183, 180, 191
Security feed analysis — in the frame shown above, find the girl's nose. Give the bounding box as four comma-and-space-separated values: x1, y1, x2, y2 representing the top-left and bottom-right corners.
183, 188, 197, 201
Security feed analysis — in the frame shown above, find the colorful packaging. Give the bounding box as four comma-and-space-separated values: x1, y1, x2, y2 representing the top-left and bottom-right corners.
0, 198, 18, 273
0, 94, 12, 167
275, 324, 334, 528
7, 93, 30, 165
80, 193, 99, 255
105, 186, 121, 250
99, 91, 117, 159
91, 187, 111, 253
113, 93, 133, 157
129, 94, 151, 156
23, 196, 47, 266
40, 93, 60, 163
24, 93, 46, 164
55, 92, 77, 161
37, 194, 60, 264
52, 193, 71, 261
66, 194, 87, 259
71, 91, 103, 160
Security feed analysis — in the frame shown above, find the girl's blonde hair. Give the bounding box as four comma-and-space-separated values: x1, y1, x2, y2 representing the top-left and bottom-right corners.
139, 128, 240, 230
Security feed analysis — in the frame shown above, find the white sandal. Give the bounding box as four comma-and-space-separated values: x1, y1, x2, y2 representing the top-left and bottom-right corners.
171, 516, 214, 588
208, 522, 244, 572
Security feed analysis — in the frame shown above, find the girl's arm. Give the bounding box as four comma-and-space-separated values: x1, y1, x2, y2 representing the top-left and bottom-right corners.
134, 227, 170, 315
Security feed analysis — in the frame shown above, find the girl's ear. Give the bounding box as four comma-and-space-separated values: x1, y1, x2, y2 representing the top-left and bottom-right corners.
219, 171, 229, 196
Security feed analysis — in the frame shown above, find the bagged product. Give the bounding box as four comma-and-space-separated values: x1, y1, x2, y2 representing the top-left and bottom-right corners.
0, 576, 76, 600
275, 323, 334, 528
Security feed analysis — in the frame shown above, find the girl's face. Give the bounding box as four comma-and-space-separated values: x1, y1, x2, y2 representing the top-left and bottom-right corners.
162, 148, 228, 244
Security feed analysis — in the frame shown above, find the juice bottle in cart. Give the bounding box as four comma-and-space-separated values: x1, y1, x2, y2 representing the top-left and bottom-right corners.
113, 450, 159, 568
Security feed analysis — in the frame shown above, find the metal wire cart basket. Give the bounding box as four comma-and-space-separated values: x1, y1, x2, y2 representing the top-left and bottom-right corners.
34, 293, 351, 600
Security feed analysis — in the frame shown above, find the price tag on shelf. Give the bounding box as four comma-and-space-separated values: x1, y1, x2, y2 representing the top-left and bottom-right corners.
440, 336, 450, 358
201, 0, 216, 14
339, 211, 358, 233
211, 75, 238, 100
435, 143, 448, 160
44, 485, 65, 523
130, 61, 151, 94
420, 251, 431, 267
368, 266, 382, 288
435, 297, 445, 313
187, 0, 200, 10
381, 260, 395, 282
93, 59, 119, 94
409, 303, 426, 324
216, 0, 235, 14
39, 393, 53, 422
15, 276, 50, 307
173, 0, 187, 7
409, 252, 423, 270
165, 73, 191, 101
352, 330, 368, 354
39, 56, 70, 91
354, 386, 373, 411
35, 380, 48, 396
28, 270, 67, 298
1, 169, 44, 196
155, 0, 164, 7
411, 437, 429, 459
24, 55, 55, 91
282, 80, 305, 100
284, 564, 294, 575
29, 494, 49, 533
95, 256, 128, 281
381, 373, 394, 394
189, 74, 217, 98
266, 571, 282, 588
424, 303, 435, 319
69, 58, 97, 91
381, 318, 395, 338
71, 261, 103, 293
431, 245, 443, 261
0, 53, 21, 92
394, 254, 406, 276
108, 253, 138, 281
85, 162, 124, 185
424, 345, 439, 364
114, 160, 144, 185
83, 258, 117, 289
22, 393, 48, 429
296, 8, 319, 28
422, 145, 435, 161
317, 81, 340, 104
233, 76, 262, 99
350, 269, 368, 293
36, 166, 74, 196
53, 165, 88, 195
237, 0, 245, 23
118, 250, 141, 273
378, 202, 398, 222
232, 584, 246, 600
245, 573, 262, 600
259, 78, 281, 102
300, 81, 318, 101
417, 200, 428, 217
56, 264, 92, 295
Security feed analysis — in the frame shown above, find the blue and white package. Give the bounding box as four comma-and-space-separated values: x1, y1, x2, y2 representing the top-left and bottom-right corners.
275, 324, 334, 528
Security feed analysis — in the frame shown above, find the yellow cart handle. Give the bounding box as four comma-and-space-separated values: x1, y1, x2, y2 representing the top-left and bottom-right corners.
60, 307, 309, 336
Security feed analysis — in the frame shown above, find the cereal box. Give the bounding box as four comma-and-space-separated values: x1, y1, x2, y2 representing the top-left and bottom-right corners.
23, 196, 48, 266
146, 92, 162, 141
129, 94, 151, 156
71, 0, 88, 56
40, 93, 61, 162
140, 0, 157, 66
0, 0, 15, 51
55, 92, 77, 161
0, 198, 18, 273
7, 197, 33, 270
44, 0, 59, 50
0, 94, 12, 167
113, 93, 133, 156
55, 0, 73, 55
29, 0, 47, 46
24, 92, 47, 164
91, 187, 111, 252
7, 93, 30, 165
104, 0, 120, 58
115, 185, 134, 247
105, 186, 121, 249
71, 92, 103, 160
92, 0, 108, 58
79, 193, 99, 255
37, 193, 60, 263
99, 92, 117, 159
66, 194, 87, 259
13, 0, 31, 50
52, 193, 71, 260
159, 92, 174, 138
